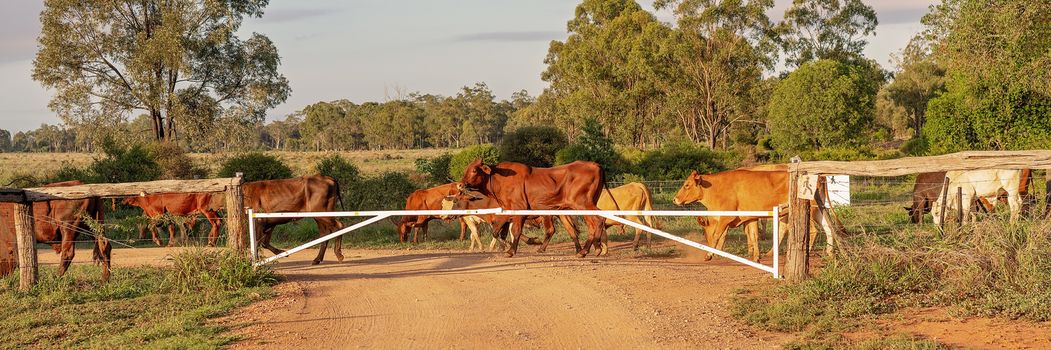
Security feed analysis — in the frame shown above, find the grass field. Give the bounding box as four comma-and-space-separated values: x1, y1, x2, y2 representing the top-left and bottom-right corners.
0, 149, 457, 185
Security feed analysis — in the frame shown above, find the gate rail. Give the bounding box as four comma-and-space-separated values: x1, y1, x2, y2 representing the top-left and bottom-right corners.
248, 207, 782, 278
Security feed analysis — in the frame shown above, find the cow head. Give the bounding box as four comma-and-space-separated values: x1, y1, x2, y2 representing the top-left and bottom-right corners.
673, 171, 709, 206
459, 158, 492, 192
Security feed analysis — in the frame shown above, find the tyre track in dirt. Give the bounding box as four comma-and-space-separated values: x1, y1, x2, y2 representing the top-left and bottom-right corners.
220, 242, 788, 349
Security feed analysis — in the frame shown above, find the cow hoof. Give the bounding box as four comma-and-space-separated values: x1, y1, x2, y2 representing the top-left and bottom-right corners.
505, 252, 515, 258
336, 255, 345, 262
704, 255, 714, 261
311, 260, 322, 265
576, 251, 588, 258
536, 248, 546, 253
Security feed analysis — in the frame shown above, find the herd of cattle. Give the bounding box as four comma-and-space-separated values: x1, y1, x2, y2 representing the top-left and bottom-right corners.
0, 158, 1041, 281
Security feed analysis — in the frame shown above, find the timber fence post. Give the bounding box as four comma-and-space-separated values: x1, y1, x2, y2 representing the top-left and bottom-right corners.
226, 173, 246, 252
956, 186, 963, 226
785, 157, 810, 281
13, 196, 37, 292
938, 176, 950, 235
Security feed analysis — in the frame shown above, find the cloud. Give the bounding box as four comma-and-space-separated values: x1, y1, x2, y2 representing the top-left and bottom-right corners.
259, 8, 340, 23
453, 31, 565, 43
877, 7, 933, 25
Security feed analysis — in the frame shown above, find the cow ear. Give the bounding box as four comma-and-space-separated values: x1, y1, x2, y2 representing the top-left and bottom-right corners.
697, 177, 712, 188
480, 164, 491, 175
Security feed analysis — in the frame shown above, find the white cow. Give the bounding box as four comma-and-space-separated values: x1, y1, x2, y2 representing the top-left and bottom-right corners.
931, 169, 1022, 225
441, 199, 514, 252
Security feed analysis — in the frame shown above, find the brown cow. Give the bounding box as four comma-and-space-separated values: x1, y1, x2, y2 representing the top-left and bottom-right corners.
122, 192, 224, 246
0, 181, 111, 280
458, 159, 607, 257
673, 170, 837, 262
398, 183, 465, 243
244, 175, 345, 265
904, 172, 947, 224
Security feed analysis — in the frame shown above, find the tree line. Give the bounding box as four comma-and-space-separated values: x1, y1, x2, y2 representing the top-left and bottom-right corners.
10, 0, 1049, 156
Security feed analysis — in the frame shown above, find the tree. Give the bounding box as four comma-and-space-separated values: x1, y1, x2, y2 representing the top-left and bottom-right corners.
499, 126, 568, 167
33, 0, 290, 142
778, 0, 878, 67
300, 102, 346, 151
921, 0, 1051, 152
0, 129, 10, 152
556, 118, 624, 174
883, 38, 946, 138
655, 0, 777, 149
540, 0, 670, 146
767, 59, 879, 150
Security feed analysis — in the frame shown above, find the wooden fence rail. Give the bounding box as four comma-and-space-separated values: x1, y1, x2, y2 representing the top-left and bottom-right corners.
783, 150, 1051, 281
0, 176, 246, 290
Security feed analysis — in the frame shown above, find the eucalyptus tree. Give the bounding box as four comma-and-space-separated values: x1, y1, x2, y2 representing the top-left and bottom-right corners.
778, 0, 878, 67
33, 0, 290, 142
655, 0, 778, 149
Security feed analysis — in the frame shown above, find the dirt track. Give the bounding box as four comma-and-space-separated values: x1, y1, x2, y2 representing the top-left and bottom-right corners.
219, 242, 787, 349
39, 243, 1051, 349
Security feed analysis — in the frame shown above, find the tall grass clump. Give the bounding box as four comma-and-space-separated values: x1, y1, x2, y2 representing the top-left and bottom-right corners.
167, 248, 279, 298
734, 219, 1051, 334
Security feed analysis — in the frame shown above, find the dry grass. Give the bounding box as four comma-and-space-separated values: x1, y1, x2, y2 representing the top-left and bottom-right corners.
0, 149, 459, 184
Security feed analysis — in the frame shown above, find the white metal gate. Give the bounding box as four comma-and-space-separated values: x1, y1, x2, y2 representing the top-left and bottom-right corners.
247, 207, 782, 278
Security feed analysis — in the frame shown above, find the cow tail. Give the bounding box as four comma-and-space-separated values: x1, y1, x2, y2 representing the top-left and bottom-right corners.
601, 168, 620, 211
334, 178, 347, 228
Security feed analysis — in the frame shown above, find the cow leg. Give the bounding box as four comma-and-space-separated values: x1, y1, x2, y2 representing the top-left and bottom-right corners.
558, 215, 583, 253
57, 226, 76, 277
745, 221, 760, 263
467, 219, 481, 251
506, 216, 526, 258
489, 219, 510, 252
702, 220, 731, 261
312, 218, 342, 264
578, 215, 605, 258
93, 234, 112, 282
1007, 190, 1022, 223
260, 226, 285, 255
204, 210, 221, 247
166, 223, 177, 247
537, 217, 556, 253
459, 219, 467, 241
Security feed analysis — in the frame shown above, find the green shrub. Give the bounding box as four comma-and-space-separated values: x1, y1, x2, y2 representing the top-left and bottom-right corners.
555, 118, 626, 174
900, 137, 929, 156
414, 153, 453, 185
47, 163, 91, 184
90, 139, 161, 183
316, 154, 362, 188
217, 153, 293, 182
147, 142, 208, 179
499, 126, 567, 167
634, 141, 738, 180
348, 172, 419, 211
448, 144, 500, 180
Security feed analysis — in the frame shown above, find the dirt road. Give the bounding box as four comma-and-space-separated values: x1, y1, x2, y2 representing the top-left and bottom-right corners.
219, 242, 787, 349
38, 242, 1049, 349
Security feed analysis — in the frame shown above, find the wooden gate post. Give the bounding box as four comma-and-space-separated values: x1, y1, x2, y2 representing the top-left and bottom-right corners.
938, 176, 950, 234
785, 163, 811, 281
956, 186, 963, 226
225, 174, 246, 251
13, 200, 37, 292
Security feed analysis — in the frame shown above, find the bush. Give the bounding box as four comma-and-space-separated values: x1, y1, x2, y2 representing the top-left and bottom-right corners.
414, 153, 453, 185
448, 144, 500, 180
347, 172, 419, 211
90, 139, 162, 183
499, 126, 567, 167
555, 118, 625, 174
217, 153, 293, 182
900, 137, 929, 156
634, 142, 738, 180
146, 142, 208, 180
315, 154, 362, 189
47, 163, 91, 184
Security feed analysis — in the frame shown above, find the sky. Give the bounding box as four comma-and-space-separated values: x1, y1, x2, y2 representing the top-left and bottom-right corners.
0, 0, 936, 133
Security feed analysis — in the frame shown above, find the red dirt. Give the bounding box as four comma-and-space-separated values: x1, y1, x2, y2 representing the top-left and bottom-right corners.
36, 243, 1051, 349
